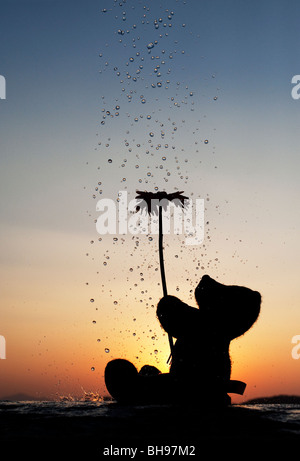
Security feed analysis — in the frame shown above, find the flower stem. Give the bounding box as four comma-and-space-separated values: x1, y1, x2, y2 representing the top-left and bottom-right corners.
159, 206, 167, 297
159, 206, 174, 359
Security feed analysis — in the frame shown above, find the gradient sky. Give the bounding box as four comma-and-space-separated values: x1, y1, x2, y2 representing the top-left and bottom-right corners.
1, 0, 300, 403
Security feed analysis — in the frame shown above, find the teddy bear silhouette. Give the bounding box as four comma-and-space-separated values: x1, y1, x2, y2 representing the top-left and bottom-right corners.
105, 275, 261, 405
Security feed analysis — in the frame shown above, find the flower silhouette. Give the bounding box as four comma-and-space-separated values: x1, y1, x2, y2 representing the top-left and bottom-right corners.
135, 190, 189, 360
135, 190, 188, 215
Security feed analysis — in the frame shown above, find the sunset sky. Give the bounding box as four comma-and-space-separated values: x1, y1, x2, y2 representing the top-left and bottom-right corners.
1, 0, 300, 403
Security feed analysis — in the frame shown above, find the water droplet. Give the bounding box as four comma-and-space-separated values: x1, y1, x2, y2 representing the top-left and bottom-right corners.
204, 140, 209, 144
147, 42, 154, 50
91, 367, 95, 371
105, 348, 110, 353
108, 159, 112, 163
90, 299, 94, 303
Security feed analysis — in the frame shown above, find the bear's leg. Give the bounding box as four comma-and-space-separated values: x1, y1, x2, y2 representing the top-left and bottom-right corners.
139, 364, 161, 376
104, 359, 139, 402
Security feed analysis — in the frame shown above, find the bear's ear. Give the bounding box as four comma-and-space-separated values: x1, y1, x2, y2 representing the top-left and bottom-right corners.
194, 274, 224, 308
196, 274, 216, 290
252, 291, 262, 309
254, 291, 261, 302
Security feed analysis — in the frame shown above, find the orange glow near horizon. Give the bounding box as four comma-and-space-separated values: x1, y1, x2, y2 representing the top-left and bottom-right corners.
1, 227, 300, 404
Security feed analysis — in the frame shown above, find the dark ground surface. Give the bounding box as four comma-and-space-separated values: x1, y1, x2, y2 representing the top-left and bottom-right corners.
0, 402, 299, 457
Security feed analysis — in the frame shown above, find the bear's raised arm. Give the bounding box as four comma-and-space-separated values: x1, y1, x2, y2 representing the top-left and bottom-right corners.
156, 295, 201, 339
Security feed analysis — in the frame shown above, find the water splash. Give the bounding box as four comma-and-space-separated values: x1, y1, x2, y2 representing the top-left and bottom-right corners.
58, 389, 104, 403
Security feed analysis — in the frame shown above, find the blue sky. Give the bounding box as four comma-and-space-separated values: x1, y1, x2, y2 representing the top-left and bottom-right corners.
0, 0, 300, 399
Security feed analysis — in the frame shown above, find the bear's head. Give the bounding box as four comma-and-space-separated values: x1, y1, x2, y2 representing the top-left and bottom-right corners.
195, 275, 261, 339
